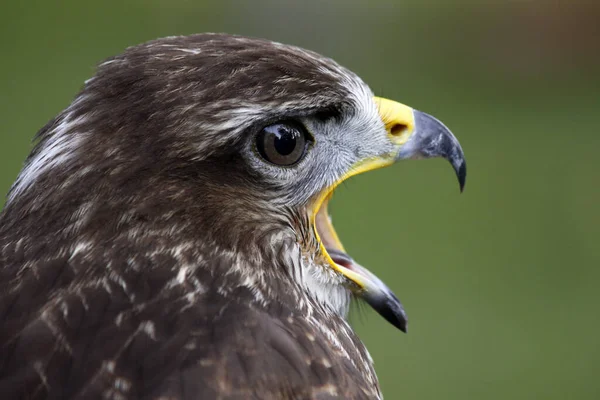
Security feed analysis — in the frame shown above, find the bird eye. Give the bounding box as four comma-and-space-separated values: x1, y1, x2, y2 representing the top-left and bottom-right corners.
256, 122, 310, 166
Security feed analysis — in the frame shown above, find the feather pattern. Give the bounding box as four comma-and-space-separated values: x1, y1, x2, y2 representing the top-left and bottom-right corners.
0, 34, 384, 399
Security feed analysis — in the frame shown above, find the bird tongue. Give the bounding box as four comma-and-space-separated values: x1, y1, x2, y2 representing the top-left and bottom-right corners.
326, 247, 408, 332
327, 248, 354, 269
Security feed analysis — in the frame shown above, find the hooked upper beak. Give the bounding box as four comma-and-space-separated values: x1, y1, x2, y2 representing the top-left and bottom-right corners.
376, 97, 467, 191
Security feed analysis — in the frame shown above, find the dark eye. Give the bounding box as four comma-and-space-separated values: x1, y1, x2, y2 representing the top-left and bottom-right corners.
256, 121, 310, 166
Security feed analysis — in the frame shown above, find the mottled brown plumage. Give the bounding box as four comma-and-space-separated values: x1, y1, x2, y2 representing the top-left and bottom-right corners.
0, 33, 466, 399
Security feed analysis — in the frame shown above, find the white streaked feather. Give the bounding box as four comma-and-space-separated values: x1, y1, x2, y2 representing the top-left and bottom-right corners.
8, 114, 88, 203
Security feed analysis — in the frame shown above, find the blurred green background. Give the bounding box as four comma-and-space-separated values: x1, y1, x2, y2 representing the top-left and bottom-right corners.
1, 0, 599, 398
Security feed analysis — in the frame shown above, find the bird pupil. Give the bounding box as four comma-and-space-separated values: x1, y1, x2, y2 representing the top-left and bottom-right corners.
273, 126, 298, 156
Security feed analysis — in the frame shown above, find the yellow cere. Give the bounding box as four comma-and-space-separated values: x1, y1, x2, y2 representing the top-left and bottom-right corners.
374, 96, 415, 146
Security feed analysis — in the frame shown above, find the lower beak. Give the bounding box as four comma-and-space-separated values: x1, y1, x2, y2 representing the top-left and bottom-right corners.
328, 249, 408, 332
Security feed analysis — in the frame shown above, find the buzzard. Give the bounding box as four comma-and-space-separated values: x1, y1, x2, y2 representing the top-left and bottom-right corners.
0, 34, 466, 399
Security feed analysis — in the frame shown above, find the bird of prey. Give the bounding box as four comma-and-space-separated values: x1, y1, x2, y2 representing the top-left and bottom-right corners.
0, 34, 466, 399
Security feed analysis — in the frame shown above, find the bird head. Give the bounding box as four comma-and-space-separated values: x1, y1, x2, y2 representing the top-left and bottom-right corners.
6, 34, 465, 333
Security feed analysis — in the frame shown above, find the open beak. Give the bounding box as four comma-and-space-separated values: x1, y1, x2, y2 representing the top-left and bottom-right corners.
312, 97, 466, 333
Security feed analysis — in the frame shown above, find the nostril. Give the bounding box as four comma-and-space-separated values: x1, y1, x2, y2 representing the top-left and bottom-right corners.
389, 123, 409, 137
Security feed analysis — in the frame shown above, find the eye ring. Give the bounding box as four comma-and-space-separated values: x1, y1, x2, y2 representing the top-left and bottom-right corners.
255, 121, 312, 166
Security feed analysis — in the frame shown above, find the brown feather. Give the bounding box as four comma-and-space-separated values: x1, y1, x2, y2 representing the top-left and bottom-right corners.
0, 34, 381, 399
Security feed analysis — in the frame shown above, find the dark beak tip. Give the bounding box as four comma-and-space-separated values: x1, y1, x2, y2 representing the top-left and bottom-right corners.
399, 321, 408, 334
363, 291, 409, 333
383, 312, 408, 333
380, 299, 408, 333
457, 161, 467, 193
